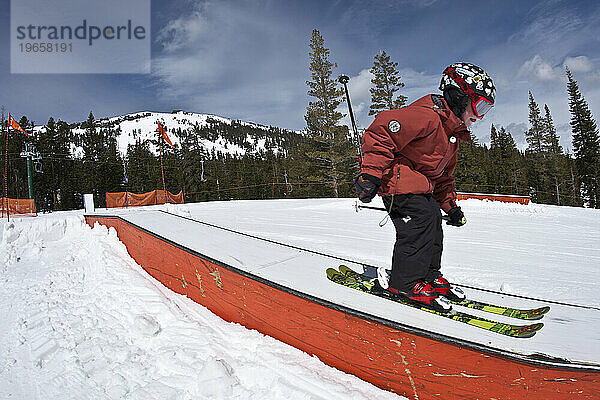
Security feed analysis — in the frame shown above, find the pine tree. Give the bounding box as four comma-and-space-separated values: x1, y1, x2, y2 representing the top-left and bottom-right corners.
97, 126, 125, 199
454, 133, 486, 193
566, 67, 600, 208
126, 140, 159, 193
542, 104, 569, 205
368, 50, 407, 116
34, 117, 62, 211
489, 125, 523, 195
502, 127, 527, 195
524, 92, 548, 203
55, 120, 78, 210
303, 28, 354, 198
488, 124, 501, 193
525, 91, 545, 153
542, 105, 562, 155
80, 112, 99, 201
79, 112, 125, 207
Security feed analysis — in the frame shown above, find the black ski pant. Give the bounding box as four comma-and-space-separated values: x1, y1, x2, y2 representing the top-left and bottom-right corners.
382, 194, 443, 292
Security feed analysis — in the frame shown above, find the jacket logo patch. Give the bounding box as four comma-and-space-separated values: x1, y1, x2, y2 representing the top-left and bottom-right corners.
388, 120, 401, 133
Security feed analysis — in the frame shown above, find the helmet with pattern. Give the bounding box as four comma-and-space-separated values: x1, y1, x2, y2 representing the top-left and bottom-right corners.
439, 62, 495, 118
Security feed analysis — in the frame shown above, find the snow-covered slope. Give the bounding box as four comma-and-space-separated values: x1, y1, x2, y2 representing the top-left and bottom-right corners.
84, 111, 283, 156
0, 213, 399, 400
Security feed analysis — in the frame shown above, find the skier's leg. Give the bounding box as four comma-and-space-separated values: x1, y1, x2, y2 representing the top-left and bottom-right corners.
425, 195, 443, 282
384, 194, 438, 292
426, 196, 466, 301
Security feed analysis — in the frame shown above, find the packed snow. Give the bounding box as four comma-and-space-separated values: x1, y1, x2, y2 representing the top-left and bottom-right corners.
1, 198, 599, 399
0, 212, 400, 400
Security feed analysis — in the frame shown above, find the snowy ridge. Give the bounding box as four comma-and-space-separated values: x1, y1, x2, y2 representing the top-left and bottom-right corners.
37, 110, 295, 157
79, 111, 279, 156
0, 213, 399, 400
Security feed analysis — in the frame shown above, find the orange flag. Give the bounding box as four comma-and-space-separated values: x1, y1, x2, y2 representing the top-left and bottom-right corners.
157, 121, 174, 148
8, 114, 28, 137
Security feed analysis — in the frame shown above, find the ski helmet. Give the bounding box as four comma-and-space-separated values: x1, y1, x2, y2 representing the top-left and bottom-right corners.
439, 62, 495, 118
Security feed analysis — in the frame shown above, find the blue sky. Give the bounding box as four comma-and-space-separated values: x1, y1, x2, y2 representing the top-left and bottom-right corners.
1, 0, 599, 149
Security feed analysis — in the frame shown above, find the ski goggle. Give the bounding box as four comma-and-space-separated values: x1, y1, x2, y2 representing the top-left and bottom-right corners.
471, 95, 493, 118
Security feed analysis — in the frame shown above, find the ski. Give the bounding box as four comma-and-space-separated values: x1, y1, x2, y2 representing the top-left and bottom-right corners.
327, 267, 543, 339
338, 265, 549, 321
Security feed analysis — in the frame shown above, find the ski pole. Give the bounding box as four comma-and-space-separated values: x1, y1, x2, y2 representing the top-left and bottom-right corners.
355, 202, 387, 212
338, 74, 362, 165
356, 202, 452, 220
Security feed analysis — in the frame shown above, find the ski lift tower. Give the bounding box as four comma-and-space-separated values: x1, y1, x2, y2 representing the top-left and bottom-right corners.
20, 142, 42, 199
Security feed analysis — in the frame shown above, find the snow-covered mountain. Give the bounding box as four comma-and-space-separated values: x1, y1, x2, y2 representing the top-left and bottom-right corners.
48, 111, 297, 157
88, 111, 289, 156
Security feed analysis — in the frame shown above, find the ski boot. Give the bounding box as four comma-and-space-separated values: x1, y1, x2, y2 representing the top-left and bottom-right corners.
430, 276, 466, 302
389, 281, 452, 313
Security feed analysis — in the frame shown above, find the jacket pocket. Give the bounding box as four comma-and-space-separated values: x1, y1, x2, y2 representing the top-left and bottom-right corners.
394, 164, 433, 194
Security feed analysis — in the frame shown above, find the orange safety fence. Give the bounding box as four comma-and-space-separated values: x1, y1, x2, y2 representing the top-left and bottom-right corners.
106, 190, 184, 208
0, 197, 37, 217
457, 192, 531, 205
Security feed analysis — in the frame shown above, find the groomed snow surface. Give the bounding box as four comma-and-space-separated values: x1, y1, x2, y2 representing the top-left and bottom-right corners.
0, 212, 398, 400
2, 198, 599, 399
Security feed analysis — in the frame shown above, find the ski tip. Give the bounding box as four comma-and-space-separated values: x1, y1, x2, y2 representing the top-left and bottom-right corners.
513, 322, 544, 338
522, 306, 551, 320
535, 306, 551, 315
326, 268, 339, 278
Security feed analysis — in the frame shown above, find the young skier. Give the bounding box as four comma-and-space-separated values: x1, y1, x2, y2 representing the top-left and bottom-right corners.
354, 62, 496, 312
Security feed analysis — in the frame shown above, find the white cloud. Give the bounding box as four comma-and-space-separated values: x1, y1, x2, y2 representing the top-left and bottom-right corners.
564, 56, 594, 73
518, 55, 599, 86
397, 67, 439, 98
156, 8, 209, 53
518, 55, 559, 82
150, 1, 311, 129
347, 68, 373, 102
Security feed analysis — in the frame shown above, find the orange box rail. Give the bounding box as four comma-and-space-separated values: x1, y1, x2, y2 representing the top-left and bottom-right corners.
85, 214, 599, 400
457, 192, 531, 205
106, 190, 184, 208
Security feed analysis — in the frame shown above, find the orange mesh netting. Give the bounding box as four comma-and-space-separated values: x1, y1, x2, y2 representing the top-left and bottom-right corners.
106, 190, 184, 208
0, 197, 37, 217
457, 192, 530, 205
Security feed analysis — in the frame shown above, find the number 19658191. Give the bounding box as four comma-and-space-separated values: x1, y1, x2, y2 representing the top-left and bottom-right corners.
19, 43, 72, 53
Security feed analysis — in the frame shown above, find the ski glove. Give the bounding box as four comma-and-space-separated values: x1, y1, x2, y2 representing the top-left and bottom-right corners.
446, 206, 467, 227
354, 173, 381, 203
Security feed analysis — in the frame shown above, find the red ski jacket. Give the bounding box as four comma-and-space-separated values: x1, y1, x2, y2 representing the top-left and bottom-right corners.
360, 94, 471, 213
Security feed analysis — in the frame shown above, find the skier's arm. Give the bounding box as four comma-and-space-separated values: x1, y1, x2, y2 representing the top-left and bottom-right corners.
361, 110, 433, 179
432, 151, 458, 213
360, 119, 396, 179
